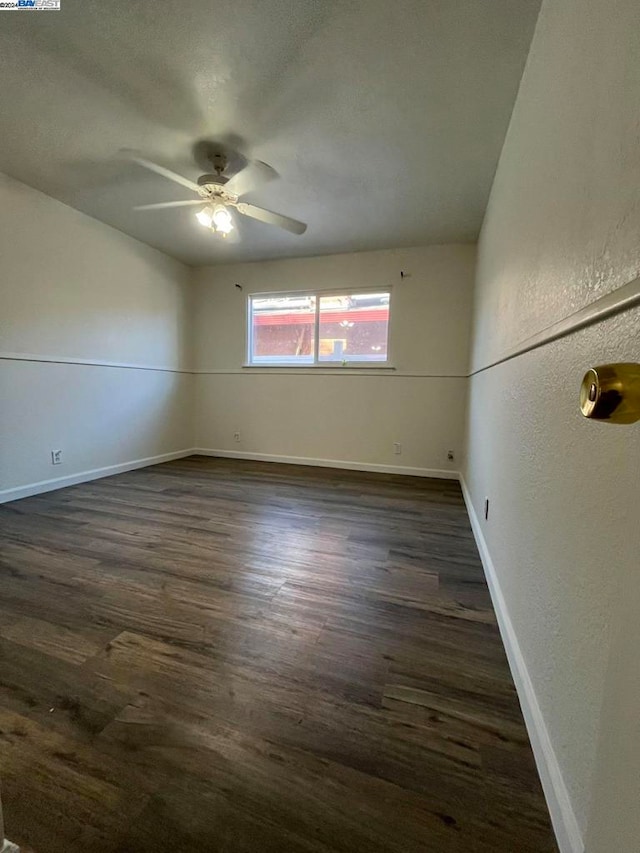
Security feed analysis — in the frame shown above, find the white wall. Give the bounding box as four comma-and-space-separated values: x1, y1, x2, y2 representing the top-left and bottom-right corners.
0, 183, 473, 493
463, 0, 640, 850
0, 172, 193, 499
192, 245, 474, 475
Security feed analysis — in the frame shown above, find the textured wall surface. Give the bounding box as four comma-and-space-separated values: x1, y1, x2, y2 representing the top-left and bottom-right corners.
0, 173, 193, 494
470, 0, 640, 370
586, 548, 640, 853
193, 245, 475, 472
466, 310, 640, 841
464, 0, 640, 846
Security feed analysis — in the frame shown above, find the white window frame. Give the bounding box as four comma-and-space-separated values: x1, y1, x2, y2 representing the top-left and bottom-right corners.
246, 286, 393, 368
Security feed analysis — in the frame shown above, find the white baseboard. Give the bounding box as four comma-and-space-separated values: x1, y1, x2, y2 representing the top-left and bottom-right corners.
0, 449, 194, 504
459, 476, 583, 853
192, 448, 459, 480
1, 449, 458, 504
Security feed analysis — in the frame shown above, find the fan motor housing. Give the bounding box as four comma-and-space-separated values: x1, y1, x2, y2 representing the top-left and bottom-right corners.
197, 173, 229, 187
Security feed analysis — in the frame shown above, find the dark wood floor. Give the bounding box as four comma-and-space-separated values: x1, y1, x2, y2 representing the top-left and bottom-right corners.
0, 457, 557, 852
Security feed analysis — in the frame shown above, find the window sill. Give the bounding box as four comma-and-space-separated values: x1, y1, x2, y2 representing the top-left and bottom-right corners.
242, 364, 396, 371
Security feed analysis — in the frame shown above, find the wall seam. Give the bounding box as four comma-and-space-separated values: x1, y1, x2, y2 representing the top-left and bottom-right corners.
469, 275, 640, 376
0, 353, 192, 374
7, 276, 635, 379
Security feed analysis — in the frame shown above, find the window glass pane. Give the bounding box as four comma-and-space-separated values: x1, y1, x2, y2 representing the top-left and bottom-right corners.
318, 292, 389, 362
250, 294, 316, 364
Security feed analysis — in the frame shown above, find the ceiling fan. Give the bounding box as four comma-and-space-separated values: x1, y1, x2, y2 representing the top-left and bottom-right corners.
124, 146, 307, 238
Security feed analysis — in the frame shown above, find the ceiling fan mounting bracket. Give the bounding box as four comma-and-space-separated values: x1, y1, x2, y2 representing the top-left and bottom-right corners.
196, 150, 233, 189
211, 151, 227, 173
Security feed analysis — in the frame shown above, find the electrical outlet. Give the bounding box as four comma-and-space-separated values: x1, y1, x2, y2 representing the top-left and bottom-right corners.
393, 442, 402, 455
51, 450, 62, 465
447, 450, 455, 461
233, 431, 241, 443
484, 498, 490, 520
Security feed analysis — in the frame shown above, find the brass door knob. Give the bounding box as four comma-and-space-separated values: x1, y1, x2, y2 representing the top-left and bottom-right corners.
580, 363, 640, 423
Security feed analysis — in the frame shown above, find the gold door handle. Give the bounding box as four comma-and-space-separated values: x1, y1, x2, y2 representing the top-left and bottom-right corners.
580, 363, 640, 423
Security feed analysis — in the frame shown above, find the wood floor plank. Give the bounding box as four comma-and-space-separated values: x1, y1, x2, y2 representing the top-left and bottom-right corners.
0, 457, 557, 852
0, 614, 101, 665
0, 708, 154, 853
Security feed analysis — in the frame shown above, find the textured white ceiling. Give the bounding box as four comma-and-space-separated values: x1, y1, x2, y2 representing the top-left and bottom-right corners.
0, 0, 540, 265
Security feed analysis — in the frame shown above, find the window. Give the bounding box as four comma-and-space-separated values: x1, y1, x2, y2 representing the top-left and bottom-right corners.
247, 290, 391, 366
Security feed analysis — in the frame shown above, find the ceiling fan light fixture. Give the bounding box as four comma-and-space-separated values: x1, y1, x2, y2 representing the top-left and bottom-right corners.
212, 204, 234, 235
129, 150, 307, 238
195, 205, 214, 228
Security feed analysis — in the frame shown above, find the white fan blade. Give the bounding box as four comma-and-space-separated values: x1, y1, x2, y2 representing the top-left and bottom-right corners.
225, 160, 277, 198
133, 199, 204, 211
236, 202, 307, 235
122, 149, 201, 193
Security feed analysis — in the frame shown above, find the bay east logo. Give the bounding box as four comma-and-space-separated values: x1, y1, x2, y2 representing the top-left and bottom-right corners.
0, 0, 60, 8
